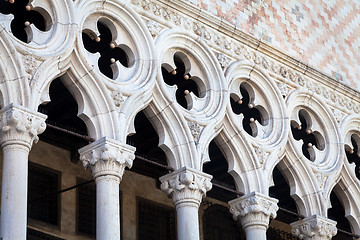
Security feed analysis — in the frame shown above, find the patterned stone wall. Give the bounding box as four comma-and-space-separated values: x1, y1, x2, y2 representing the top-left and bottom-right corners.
185, 0, 360, 90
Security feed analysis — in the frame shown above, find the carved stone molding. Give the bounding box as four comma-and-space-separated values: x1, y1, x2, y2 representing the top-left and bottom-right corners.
160, 167, 212, 208
229, 192, 279, 231
79, 137, 136, 180
187, 121, 201, 143
0, 104, 47, 149
253, 145, 269, 165
147, 20, 160, 37
291, 214, 337, 240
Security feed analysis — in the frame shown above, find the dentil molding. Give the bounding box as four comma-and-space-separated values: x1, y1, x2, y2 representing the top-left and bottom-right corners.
79, 137, 136, 180
160, 167, 212, 207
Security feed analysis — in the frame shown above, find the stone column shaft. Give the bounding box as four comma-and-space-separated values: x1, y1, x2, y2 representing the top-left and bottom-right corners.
79, 137, 135, 240
0, 104, 46, 240
160, 167, 212, 240
291, 214, 337, 240
229, 192, 279, 240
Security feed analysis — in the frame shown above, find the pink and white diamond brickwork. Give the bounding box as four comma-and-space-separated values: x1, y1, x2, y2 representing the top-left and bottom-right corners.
185, 0, 360, 90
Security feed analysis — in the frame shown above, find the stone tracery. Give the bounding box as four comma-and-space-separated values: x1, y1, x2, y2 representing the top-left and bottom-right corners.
230, 82, 269, 137
0, 0, 359, 239
0, 0, 51, 43
82, 20, 133, 80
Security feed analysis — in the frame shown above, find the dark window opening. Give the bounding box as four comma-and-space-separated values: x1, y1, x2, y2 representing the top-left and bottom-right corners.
137, 199, 176, 240
203, 204, 244, 240
28, 162, 60, 225
77, 178, 96, 237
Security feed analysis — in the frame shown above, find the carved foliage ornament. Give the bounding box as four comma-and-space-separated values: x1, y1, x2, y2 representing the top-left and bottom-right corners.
291, 215, 337, 240
253, 145, 269, 165
160, 167, 212, 206
187, 121, 201, 143
0, 104, 46, 149
229, 192, 278, 230
79, 137, 135, 180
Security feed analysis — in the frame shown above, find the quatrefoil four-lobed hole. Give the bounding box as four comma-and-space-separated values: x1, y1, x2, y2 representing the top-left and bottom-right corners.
230, 82, 269, 137
345, 134, 360, 180
161, 52, 205, 109
291, 109, 325, 161
0, 0, 51, 43
82, 20, 133, 80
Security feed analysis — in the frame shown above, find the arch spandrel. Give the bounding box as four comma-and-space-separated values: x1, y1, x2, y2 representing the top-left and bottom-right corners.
217, 61, 287, 194
77, 0, 156, 90
74, 0, 156, 143
152, 29, 227, 170
212, 122, 263, 194
286, 90, 342, 172
341, 116, 360, 182
274, 156, 325, 217
282, 90, 343, 217
0, 30, 29, 107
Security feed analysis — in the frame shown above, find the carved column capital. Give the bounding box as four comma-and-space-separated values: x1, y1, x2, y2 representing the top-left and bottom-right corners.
0, 104, 47, 149
291, 214, 337, 240
229, 192, 279, 231
160, 167, 212, 207
79, 137, 135, 180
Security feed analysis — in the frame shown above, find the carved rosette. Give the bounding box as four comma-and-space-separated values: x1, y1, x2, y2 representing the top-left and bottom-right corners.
160, 167, 212, 207
79, 137, 135, 180
229, 192, 279, 230
291, 215, 337, 240
0, 104, 47, 149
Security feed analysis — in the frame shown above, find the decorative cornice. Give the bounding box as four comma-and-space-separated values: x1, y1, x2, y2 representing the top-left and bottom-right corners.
130, 0, 360, 114
160, 167, 212, 207
0, 104, 47, 149
291, 214, 337, 240
79, 137, 136, 180
229, 192, 279, 230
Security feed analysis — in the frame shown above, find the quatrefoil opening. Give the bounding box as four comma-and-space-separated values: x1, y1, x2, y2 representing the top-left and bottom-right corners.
345, 134, 360, 180
291, 109, 325, 161
0, 0, 51, 43
82, 19, 135, 80
161, 52, 205, 109
230, 82, 269, 137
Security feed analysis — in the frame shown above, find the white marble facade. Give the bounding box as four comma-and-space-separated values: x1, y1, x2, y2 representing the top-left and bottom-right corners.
0, 0, 359, 239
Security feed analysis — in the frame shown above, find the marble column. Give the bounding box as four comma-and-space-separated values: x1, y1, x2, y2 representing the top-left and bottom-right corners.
229, 192, 279, 240
160, 167, 212, 240
79, 137, 135, 240
0, 104, 47, 240
291, 214, 337, 240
